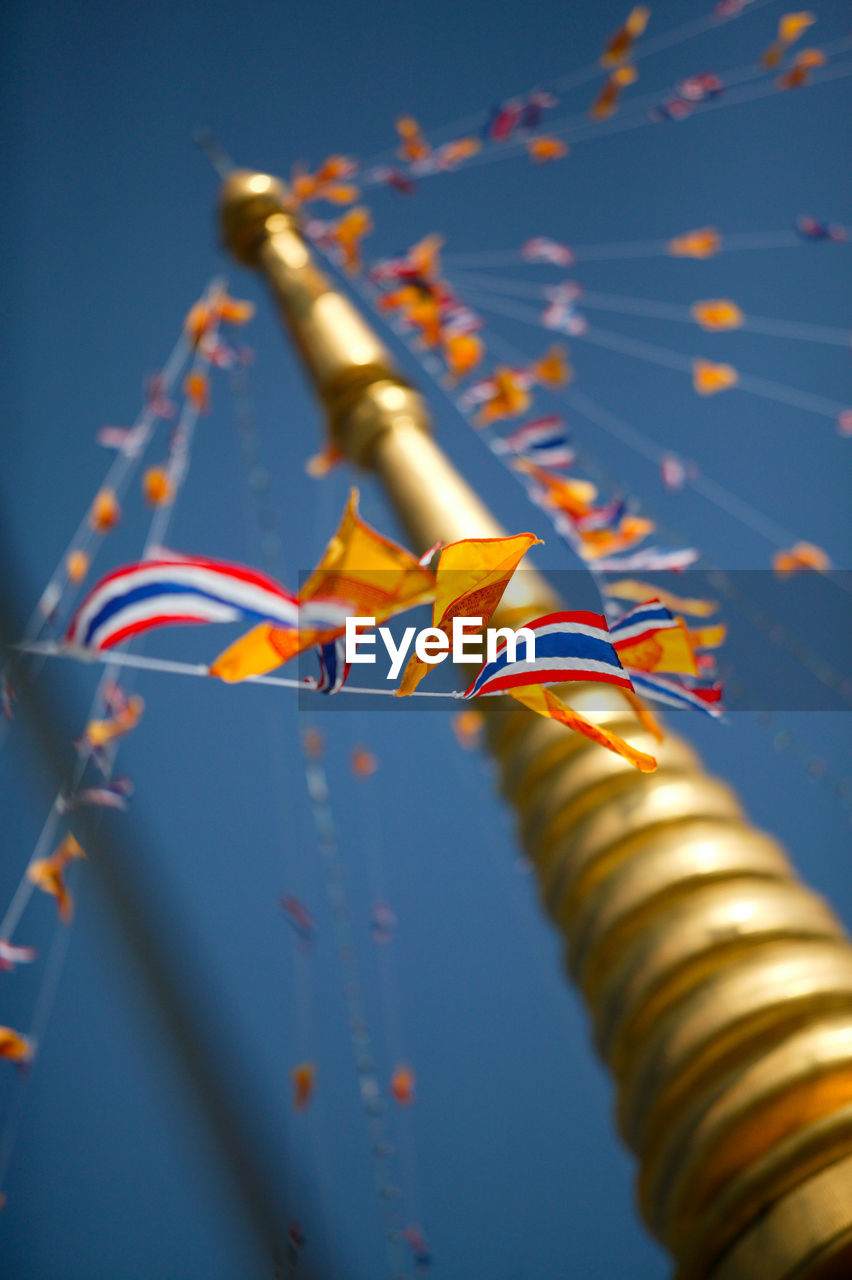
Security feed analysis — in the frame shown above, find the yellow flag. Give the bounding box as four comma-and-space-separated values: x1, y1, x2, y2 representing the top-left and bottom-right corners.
577, 517, 655, 561
513, 460, 597, 516
211, 490, 435, 683
687, 623, 727, 651
604, 579, 719, 618
508, 686, 657, 772
693, 359, 738, 395
691, 300, 744, 331
667, 227, 721, 259
615, 616, 699, 677
396, 532, 541, 696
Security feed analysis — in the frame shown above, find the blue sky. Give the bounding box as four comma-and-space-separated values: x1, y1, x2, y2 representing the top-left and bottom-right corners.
1, 1, 850, 1277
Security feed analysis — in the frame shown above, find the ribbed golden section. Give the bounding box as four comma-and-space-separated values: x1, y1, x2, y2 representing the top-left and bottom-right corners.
223, 169, 852, 1280
642, 1014, 852, 1246
699, 1152, 852, 1280
593, 879, 845, 1073
493, 693, 852, 1279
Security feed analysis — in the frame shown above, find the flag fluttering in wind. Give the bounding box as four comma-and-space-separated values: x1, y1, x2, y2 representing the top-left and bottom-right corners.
67, 554, 303, 651
463, 609, 657, 772
0, 1028, 33, 1064
395, 532, 541, 697
27, 834, 86, 923
211, 490, 435, 682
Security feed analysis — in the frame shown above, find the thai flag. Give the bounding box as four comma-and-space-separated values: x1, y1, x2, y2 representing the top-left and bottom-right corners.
593, 547, 700, 573
66, 555, 347, 651
572, 495, 628, 534
492, 416, 574, 468
609, 600, 679, 649
521, 237, 575, 267
630, 671, 725, 717
313, 638, 351, 694
458, 368, 534, 410
484, 99, 525, 142
464, 610, 633, 698
97, 424, 148, 457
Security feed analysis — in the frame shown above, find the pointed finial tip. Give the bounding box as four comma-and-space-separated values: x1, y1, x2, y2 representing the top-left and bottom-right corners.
194, 129, 235, 179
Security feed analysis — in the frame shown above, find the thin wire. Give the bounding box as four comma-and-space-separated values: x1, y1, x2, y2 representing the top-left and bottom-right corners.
15, 642, 470, 699
358, 0, 783, 171
229, 362, 342, 1275
0, 293, 221, 1202
194, 129, 236, 179
442, 228, 830, 268
449, 284, 849, 420
444, 271, 852, 348
0, 324, 192, 753
228, 363, 430, 1277
365, 34, 852, 190
340, 253, 852, 733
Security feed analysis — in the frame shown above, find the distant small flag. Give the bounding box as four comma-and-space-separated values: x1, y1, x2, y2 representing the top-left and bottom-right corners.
630, 671, 725, 717
521, 236, 575, 266
313, 638, 351, 694
97, 424, 148, 457
593, 547, 700, 573
0, 940, 37, 972
370, 901, 397, 944
492, 416, 574, 468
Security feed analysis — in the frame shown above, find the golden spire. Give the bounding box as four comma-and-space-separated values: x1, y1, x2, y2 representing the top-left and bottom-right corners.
219, 169, 852, 1280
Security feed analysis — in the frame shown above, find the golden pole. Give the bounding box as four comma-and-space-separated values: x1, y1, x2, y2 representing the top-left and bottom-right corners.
219, 170, 852, 1280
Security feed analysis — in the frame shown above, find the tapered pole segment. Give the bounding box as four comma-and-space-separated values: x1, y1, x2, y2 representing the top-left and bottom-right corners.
219, 170, 852, 1280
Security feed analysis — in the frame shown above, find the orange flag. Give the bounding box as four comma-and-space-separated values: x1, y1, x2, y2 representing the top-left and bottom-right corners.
66, 550, 90, 584
396, 115, 431, 163
211, 490, 435, 682
442, 332, 483, 380
475, 368, 533, 425
691, 300, 744, 331
526, 137, 570, 163
291, 1062, 316, 1111
532, 344, 572, 387
508, 685, 657, 772
0, 1027, 33, 1063
772, 542, 830, 577
27, 833, 86, 923
604, 579, 719, 617
452, 709, 484, 750
601, 6, 651, 66
576, 517, 655, 561
351, 746, 378, 778
513, 460, 598, 517
396, 532, 541, 696
390, 1064, 416, 1105
693, 359, 738, 395
89, 489, 121, 533
142, 466, 174, 506
331, 207, 373, 274
667, 227, 720, 258
590, 65, 638, 120
615, 616, 699, 677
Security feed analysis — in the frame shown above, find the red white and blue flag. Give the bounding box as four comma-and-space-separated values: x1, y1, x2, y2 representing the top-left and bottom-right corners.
593, 547, 700, 573
492, 416, 575, 469
312, 638, 351, 695
464, 610, 633, 698
630, 671, 724, 717
66, 555, 347, 651
572, 495, 629, 534
609, 599, 680, 649
521, 237, 575, 266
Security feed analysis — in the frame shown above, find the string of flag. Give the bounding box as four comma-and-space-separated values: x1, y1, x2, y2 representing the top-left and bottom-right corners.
0, 286, 235, 1203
